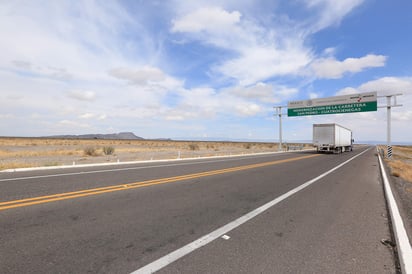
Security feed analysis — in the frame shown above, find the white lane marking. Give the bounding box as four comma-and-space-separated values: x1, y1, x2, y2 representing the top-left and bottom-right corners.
378, 153, 412, 273
0, 153, 287, 183
221, 235, 230, 240
132, 148, 371, 274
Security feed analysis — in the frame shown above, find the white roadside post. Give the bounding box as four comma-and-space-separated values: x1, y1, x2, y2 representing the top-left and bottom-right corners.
278, 107, 282, 151
387, 96, 392, 158
274, 106, 286, 152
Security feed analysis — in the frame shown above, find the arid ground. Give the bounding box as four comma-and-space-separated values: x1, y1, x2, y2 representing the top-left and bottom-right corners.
0, 137, 311, 171
383, 145, 412, 182
380, 145, 412, 243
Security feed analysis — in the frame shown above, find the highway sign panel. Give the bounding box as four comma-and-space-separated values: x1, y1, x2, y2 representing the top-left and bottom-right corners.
287, 92, 377, 117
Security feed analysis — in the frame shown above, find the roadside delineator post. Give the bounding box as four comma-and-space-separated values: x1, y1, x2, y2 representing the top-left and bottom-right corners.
387, 146, 392, 159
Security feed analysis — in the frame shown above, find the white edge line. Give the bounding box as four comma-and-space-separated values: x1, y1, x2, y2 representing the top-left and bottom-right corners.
132, 148, 371, 274
378, 150, 412, 274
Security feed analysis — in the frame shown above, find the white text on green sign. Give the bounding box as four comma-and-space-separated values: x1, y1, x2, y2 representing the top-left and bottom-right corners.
288, 101, 377, 116
287, 92, 377, 117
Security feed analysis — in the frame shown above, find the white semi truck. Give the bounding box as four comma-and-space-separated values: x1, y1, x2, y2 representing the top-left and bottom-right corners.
313, 123, 353, 153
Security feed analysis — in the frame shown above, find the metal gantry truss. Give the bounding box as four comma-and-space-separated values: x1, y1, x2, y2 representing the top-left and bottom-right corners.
274, 92, 403, 158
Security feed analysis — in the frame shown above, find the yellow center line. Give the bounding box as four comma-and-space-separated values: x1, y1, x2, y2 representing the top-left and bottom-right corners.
0, 154, 320, 211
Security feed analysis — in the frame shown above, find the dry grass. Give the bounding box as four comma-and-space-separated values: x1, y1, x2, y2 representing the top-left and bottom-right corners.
0, 137, 303, 170
388, 160, 412, 179
381, 145, 412, 183
0, 162, 38, 170
0, 149, 83, 158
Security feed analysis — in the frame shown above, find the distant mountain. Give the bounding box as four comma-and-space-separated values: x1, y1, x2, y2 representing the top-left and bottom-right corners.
47, 132, 144, 140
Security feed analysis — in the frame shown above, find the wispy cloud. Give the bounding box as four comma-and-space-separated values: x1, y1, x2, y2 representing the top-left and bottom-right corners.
11, 60, 73, 81
303, 0, 365, 32
311, 54, 387, 79
171, 6, 312, 85
67, 91, 97, 102
108, 66, 183, 92
171, 7, 241, 33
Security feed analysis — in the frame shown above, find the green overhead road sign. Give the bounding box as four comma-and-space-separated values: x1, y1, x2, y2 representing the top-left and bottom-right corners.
287, 92, 377, 117
287, 101, 377, 116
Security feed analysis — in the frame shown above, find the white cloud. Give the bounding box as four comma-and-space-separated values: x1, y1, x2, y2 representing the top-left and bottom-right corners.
311, 54, 387, 79
217, 45, 311, 85
330, 77, 412, 141
98, 114, 107, 120
336, 87, 359, 96
357, 77, 412, 123
68, 90, 97, 101
58, 120, 90, 128
171, 7, 241, 33
108, 66, 183, 91
309, 92, 320, 99
357, 77, 412, 96
226, 83, 274, 102
10, 60, 73, 81
170, 2, 369, 86
304, 0, 365, 32
0, 114, 14, 119
336, 76, 412, 98
12, 60, 32, 70
171, 6, 313, 85
79, 113, 95, 119
226, 82, 298, 103
165, 114, 185, 121
234, 103, 262, 116
78, 113, 107, 120
170, 85, 270, 120
178, 87, 220, 118
392, 110, 412, 122
109, 66, 166, 85
164, 109, 198, 121
0, 1, 150, 84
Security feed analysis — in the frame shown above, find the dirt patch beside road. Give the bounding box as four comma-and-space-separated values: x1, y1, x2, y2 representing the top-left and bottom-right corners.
0, 137, 311, 171
380, 145, 412, 245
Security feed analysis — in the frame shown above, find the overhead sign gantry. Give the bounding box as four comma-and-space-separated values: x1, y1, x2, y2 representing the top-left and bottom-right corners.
274, 91, 401, 159
287, 92, 377, 117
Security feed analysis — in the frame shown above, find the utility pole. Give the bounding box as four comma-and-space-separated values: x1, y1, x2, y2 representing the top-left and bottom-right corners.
378, 93, 402, 159
387, 96, 392, 158
274, 106, 286, 151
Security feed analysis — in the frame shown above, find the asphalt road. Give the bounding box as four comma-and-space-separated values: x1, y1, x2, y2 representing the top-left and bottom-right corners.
0, 147, 396, 273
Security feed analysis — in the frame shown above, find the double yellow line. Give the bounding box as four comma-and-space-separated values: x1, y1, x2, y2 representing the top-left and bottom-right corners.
0, 154, 319, 211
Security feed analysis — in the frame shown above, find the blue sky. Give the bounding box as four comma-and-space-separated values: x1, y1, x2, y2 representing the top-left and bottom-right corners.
1, 0, 411, 142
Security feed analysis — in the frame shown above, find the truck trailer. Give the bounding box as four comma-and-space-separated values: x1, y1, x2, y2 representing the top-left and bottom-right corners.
313, 123, 353, 153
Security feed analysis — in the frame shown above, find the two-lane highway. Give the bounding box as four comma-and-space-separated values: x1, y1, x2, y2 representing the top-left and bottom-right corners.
0, 147, 396, 273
